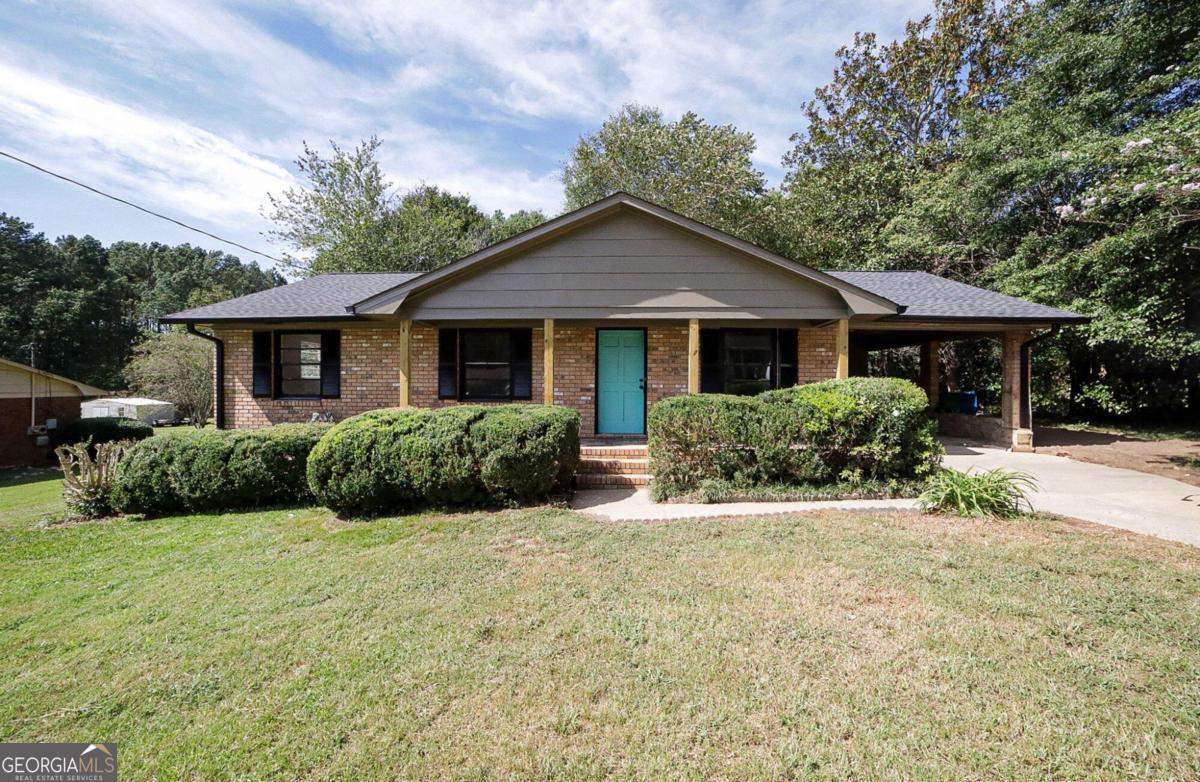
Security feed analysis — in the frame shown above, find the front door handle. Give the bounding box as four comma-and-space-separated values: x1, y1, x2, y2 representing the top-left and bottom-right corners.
638, 378, 645, 390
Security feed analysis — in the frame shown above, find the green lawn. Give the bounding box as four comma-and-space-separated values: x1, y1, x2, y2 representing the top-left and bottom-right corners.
1, 472, 1198, 779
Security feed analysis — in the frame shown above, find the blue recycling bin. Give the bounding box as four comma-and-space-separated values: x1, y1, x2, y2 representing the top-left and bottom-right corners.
939, 391, 979, 414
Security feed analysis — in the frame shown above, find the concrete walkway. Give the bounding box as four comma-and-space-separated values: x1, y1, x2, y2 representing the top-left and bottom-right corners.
573, 441, 1200, 546
571, 490, 918, 522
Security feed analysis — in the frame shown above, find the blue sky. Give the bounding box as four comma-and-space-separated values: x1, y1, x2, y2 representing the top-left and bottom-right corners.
0, 0, 929, 274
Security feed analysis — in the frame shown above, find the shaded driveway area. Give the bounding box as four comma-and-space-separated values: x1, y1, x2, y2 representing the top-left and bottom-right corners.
944, 441, 1200, 546
1035, 426, 1200, 487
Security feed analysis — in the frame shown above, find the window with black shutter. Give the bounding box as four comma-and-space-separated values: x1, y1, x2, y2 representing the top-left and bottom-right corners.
272, 330, 341, 399
252, 331, 271, 397
777, 328, 799, 389
697, 328, 800, 395
438, 328, 459, 399
436, 328, 532, 401
319, 331, 340, 398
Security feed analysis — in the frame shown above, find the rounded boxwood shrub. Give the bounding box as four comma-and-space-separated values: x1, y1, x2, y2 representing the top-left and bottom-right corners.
648, 377, 941, 497
306, 405, 580, 517
110, 423, 329, 516
760, 377, 941, 482
59, 416, 153, 447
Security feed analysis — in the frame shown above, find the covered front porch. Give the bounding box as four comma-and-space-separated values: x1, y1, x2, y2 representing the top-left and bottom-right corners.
395, 317, 850, 440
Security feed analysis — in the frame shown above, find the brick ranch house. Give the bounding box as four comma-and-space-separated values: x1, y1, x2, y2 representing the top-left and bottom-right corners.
161, 193, 1086, 451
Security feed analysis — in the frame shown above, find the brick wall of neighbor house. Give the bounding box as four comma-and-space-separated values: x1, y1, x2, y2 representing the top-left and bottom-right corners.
219, 322, 841, 433
0, 396, 81, 468
798, 325, 839, 383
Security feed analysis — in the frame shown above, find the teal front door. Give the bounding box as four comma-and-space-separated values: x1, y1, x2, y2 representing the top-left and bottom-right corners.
597, 329, 645, 434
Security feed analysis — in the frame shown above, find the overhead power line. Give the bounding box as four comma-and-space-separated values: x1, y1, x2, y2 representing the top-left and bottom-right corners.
0, 149, 284, 263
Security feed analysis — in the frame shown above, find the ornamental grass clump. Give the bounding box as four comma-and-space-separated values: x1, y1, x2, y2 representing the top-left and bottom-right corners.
55, 439, 130, 519
917, 468, 1038, 519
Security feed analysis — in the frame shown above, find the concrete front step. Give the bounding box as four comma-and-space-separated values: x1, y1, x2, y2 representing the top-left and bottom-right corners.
578, 457, 650, 475
580, 446, 648, 460
575, 472, 651, 487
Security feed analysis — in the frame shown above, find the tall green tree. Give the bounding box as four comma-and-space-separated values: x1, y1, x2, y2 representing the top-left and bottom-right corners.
108, 242, 283, 329
0, 213, 279, 389
777, 0, 1017, 271
265, 138, 545, 274
0, 216, 138, 389
891, 0, 1200, 417
562, 104, 766, 238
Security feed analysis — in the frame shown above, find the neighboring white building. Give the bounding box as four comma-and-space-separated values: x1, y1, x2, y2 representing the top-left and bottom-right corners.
81, 397, 177, 425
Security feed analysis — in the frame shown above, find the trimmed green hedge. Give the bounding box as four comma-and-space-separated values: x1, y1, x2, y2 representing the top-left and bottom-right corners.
306, 405, 580, 517
59, 416, 153, 447
111, 423, 329, 515
648, 378, 941, 498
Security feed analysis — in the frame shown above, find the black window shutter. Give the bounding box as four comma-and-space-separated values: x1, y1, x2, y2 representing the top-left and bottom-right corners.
252, 331, 272, 397
320, 331, 341, 398
438, 328, 458, 399
510, 329, 533, 399
777, 328, 798, 388
700, 329, 723, 393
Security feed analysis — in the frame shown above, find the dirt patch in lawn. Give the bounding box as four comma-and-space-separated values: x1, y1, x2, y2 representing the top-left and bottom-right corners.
1035, 425, 1200, 486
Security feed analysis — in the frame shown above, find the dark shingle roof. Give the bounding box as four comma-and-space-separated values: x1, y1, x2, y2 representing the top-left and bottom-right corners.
827, 270, 1087, 323
160, 268, 1085, 325
159, 273, 422, 323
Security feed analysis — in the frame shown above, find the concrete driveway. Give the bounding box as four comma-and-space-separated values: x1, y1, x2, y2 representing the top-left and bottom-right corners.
943, 441, 1200, 546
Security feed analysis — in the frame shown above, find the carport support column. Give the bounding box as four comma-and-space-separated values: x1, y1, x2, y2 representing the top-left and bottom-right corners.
543, 319, 554, 406
687, 319, 700, 393
1001, 330, 1033, 452
835, 319, 850, 379
919, 341, 940, 409
398, 319, 411, 408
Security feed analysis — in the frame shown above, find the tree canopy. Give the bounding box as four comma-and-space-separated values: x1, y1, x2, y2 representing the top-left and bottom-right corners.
264, 138, 546, 275
0, 213, 279, 389
562, 104, 767, 237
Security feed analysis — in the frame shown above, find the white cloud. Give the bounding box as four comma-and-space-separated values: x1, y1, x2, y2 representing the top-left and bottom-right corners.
0, 60, 297, 227
0, 0, 935, 248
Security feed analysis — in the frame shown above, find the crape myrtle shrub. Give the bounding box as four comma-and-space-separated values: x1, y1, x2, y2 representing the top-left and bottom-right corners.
110, 423, 329, 515
648, 378, 941, 497
306, 405, 580, 517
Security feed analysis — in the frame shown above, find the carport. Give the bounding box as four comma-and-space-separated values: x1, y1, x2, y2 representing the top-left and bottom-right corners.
827, 271, 1090, 451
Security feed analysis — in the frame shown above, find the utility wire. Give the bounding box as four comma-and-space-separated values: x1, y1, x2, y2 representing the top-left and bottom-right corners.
0, 149, 285, 263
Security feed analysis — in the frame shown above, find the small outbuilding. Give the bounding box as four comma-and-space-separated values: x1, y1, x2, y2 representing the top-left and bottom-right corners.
0, 358, 106, 468
81, 397, 177, 426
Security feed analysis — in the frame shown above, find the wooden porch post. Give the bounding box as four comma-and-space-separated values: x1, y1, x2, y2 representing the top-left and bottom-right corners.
543, 319, 554, 405
687, 318, 700, 393
398, 319, 411, 407
919, 341, 940, 409
835, 319, 850, 379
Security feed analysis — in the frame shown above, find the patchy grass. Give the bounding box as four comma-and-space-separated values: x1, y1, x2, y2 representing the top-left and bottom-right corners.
1047, 420, 1200, 442
1, 479, 1198, 779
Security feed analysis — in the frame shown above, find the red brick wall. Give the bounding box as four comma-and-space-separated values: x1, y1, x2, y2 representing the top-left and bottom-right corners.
217, 322, 841, 434
0, 396, 81, 468
219, 327, 406, 428
798, 326, 839, 383
410, 324, 545, 409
